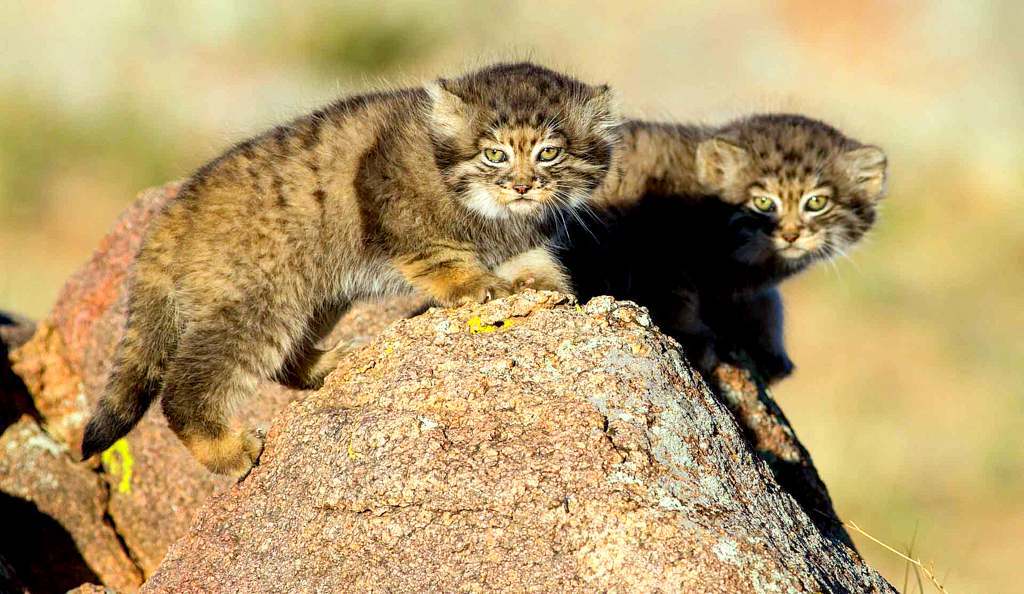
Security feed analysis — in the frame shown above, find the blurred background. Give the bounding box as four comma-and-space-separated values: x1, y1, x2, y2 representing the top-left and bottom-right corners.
1, 1, 1021, 591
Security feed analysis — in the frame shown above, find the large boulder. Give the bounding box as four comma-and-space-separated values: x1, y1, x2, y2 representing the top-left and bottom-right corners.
3, 182, 883, 591
142, 292, 893, 593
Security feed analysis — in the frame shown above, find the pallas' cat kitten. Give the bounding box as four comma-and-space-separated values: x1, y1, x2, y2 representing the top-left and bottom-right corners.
82, 63, 620, 477
560, 114, 887, 383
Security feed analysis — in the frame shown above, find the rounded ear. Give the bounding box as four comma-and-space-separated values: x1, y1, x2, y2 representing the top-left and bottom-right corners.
582, 84, 622, 133
426, 81, 473, 138
696, 138, 751, 193
836, 145, 888, 201
566, 84, 621, 141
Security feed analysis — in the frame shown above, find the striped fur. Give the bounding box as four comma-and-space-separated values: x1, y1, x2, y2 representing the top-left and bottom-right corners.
81, 63, 620, 478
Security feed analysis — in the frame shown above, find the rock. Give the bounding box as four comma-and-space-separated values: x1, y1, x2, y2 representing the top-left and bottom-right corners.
142, 292, 894, 593
10, 184, 178, 451
5, 182, 885, 591
3, 313, 141, 593
7, 184, 239, 581
1, 312, 36, 436
0, 417, 142, 593
6, 183, 425, 582
712, 364, 853, 548
67, 585, 119, 594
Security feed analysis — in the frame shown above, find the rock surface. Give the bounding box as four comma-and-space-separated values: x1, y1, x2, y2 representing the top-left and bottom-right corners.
143, 291, 894, 593
4, 311, 142, 594
711, 364, 852, 548
0, 418, 142, 593
66, 585, 118, 594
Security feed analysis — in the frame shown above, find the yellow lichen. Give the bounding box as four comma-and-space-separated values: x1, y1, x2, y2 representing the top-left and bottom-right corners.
467, 316, 514, 334
100, 438, 134, 494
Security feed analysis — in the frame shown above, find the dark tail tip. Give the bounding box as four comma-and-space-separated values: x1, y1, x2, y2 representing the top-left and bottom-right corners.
80, 411, 125, 461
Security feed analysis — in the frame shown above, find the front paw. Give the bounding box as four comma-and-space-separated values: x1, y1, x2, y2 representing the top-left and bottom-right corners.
511, 274, 570, 293
493, 248, 571, 295
444, 275, 513, 306
677, 334, 722, 379
693, 344, 722, 378
753, 352, 795, 384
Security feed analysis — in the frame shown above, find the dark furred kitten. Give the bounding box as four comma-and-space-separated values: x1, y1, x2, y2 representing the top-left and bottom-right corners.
560, 114, 887, 383
82, 62, 619, 477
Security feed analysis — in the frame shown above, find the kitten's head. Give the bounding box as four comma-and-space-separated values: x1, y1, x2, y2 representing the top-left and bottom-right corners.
428, 62, 620, 220
696, 114, 887, 269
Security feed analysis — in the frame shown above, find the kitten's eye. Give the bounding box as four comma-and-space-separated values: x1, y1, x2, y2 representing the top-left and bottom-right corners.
483, 148, 508, 163
804, 195, 830, 212
537, 146, 562, 162
751, 195, 776, 213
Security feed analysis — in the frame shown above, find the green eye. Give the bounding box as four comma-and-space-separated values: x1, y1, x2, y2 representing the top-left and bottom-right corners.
537, 146, 562, 162
805, 195, 830, 212
483, 148, 507, 163
751, 195, 776, 213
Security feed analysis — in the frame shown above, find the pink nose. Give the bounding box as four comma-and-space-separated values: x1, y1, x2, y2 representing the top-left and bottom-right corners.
512, 184, 530, 195
781, 230, 800, 243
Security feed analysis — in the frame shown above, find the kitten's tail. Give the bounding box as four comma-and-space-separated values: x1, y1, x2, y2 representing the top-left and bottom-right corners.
81, 286, 175, 460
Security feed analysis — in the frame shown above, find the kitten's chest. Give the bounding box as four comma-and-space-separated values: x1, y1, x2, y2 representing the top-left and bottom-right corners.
455, 216, 546, 268
701, 258, 788, 299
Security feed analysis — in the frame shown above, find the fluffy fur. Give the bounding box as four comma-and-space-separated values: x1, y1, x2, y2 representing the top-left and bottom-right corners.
81, 62, 620, 477
558, 114, 887, 383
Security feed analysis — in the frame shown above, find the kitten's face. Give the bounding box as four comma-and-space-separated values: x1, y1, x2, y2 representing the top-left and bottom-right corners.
429, 63, 619, 220
466, 126, 572, 217
697, 115, 887, 269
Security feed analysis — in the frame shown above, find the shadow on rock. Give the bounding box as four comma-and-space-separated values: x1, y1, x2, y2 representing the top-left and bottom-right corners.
0, 492, 101, 594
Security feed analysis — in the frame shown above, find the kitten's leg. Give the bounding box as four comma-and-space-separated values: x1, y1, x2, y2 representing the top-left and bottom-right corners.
277, 300, 352, 390
494, 246, 572, 293
728, 288, 794, 383
160, 308, 302, 478
394, 243, 512, 306
674, 325, 721, 378
660, 288, 721, 376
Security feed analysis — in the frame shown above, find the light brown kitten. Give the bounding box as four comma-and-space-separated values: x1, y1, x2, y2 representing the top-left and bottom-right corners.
81, 63, 620, 477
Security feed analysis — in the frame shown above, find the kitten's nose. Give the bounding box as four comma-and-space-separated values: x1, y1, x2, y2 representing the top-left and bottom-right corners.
512, 184, 530, 195
781, 229, 800, 243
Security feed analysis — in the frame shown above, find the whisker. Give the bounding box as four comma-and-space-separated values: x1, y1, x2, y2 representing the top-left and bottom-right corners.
546, 194, 571, 244
554, 190, 599, 243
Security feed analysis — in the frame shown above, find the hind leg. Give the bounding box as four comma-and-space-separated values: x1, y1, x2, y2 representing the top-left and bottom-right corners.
276, 300, 352, 390
278, 342, 349, 390
161, 310, 301, 478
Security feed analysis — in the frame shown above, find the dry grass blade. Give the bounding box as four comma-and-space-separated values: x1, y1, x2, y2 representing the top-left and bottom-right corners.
844, 520, 950, 593
914, 560, 926, 594
902, 524, 918, 594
